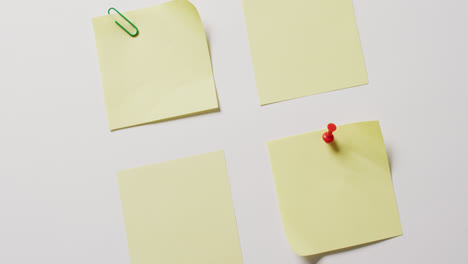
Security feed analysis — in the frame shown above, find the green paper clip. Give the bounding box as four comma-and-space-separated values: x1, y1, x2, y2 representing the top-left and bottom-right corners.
108, 7, 139, 37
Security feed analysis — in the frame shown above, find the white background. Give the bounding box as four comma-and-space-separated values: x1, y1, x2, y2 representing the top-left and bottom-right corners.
1, 0, 467, 263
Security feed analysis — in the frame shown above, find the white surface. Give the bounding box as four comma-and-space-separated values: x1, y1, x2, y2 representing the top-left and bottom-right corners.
1, 0, 467, 263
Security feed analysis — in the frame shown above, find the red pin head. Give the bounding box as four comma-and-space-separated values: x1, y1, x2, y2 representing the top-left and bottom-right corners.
322, 123, 337, 143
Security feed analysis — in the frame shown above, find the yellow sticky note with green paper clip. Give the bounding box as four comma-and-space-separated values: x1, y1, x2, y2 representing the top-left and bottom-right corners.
242, 0, 368, 105
267, 121, 402, 256
92, 0, 218, 130
118, 151, 243, 264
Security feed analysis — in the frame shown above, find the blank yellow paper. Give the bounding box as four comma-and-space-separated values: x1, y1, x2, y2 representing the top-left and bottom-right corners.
267, 121, 402, 256
242, 0, 368, 105
93, 0, 218, 130
117, 151, 243, 264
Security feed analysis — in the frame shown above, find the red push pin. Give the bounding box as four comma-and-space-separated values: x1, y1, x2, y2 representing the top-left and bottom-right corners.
322, 123, 337, 143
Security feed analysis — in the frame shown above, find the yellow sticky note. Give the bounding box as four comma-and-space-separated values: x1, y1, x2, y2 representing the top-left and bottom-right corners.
92, 0, 218, 130
267, 121, 402, 256
242, 0, 368, 105
117, 151, 243, 264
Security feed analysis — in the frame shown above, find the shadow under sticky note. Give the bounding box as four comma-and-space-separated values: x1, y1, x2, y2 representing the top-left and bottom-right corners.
117, 151, 243, 264
92, 0, 218, 130
242, 0, 368, 105
267, 121, 402, 256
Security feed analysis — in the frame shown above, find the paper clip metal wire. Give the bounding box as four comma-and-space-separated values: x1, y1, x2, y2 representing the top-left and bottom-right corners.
108, 7, 139, 37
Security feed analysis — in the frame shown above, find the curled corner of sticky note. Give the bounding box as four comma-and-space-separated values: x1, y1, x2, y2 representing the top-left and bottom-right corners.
176, 0, 198, 11
167, 0, 205, 26
288, 240, 317, 257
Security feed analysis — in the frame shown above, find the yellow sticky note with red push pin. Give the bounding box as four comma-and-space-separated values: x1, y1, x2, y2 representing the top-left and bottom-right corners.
267, 121, 402, 256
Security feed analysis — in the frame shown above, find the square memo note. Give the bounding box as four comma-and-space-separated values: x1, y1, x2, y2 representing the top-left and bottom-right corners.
243, 0, 368, 105
268, 121, 402, 256
93, 0, 218, 130
117, 151, 243, 264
